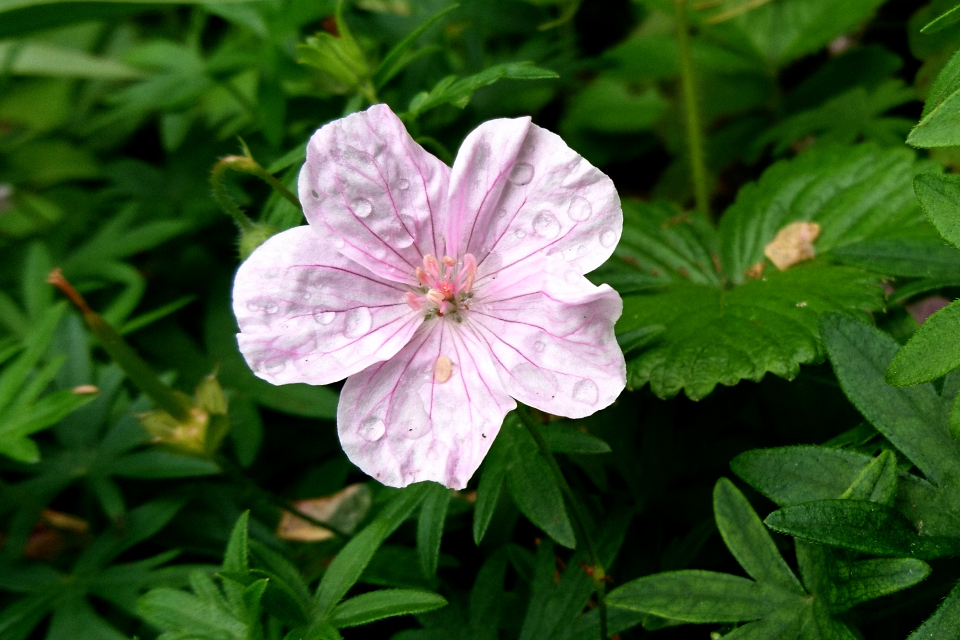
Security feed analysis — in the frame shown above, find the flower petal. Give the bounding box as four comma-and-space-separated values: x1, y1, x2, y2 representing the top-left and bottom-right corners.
447, 118, 621, 285
338, 320, 516, 490
233, 226, 422, 386
299, 103, 450, 284
467, 263, 626, 419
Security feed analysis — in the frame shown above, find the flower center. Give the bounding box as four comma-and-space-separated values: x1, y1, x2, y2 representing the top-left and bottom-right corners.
404, 253, 477, 321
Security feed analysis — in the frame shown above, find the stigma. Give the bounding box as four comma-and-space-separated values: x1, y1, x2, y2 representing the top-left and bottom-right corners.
405, 253, 477, 320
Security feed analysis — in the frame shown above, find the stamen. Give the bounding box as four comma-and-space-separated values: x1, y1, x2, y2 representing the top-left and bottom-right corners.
415, 267, 429, 285
426, 289, 444, 306
405, 292, 421, 311
423, 254, 440, 279
442, 255, 456, 268
462, 253, 477, 294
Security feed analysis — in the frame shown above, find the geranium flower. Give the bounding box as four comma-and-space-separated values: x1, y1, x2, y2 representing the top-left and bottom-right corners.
232, 104, 625, 489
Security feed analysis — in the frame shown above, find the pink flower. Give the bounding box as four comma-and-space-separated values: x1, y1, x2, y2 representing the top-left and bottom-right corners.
232, 104, 625, 489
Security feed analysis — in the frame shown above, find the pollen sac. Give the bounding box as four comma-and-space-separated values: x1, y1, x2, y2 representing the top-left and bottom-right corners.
434, 355, 453, 383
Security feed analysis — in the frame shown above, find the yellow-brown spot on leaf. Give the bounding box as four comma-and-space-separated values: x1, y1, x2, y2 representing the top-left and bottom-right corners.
744, 262, 766, 279
435, 355, 453, 383
764, 221, 821, 270
276, 483, 372, 542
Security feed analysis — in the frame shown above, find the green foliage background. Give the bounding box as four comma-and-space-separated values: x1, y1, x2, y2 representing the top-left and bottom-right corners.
5, 0, 960, 638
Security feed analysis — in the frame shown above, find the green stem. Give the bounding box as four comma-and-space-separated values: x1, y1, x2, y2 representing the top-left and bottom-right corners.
211, 154, 302, 229
216, 455, 353, 539
520, 410, 609, 639
47, 269, 195, 423
675, 0, 710, 219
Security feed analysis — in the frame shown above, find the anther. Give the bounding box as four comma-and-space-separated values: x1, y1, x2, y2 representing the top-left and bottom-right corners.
415, 267, 429, 285
405, 292, 421, 311
426, 289, 444, 306
442, 255, 456, 268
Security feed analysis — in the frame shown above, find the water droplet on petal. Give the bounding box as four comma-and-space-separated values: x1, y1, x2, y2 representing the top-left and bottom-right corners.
344, 307, 373, 338
246, 300, 261, 312
359, 417, 386, 442
600, 228, 617, 248
532, 210, 560, 239
572, 379, 599, 405
263, 301, 278, 314
511, 362, 559, 399
534, 341, 546, 353
514, 229, 527, 239
564, 269, 581, 285
333, 237, 345, 249
396, 178, 410, 190
497, 208, 508, 218
313, 310, 336, 325
352, 198, 373, 218
567, 195, 592, 221
263, 360, 286, 375
508, 162, 534, 186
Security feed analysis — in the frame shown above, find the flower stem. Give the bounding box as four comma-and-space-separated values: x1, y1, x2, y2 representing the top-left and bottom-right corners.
47, 269, 195, 423
520, 410, 609, 639
675, 0, 710, 219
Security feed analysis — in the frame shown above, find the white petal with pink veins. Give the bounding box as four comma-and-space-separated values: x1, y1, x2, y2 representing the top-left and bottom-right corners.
338, 321, 516, 490
467, 263, 626, 419
233, 226, 422, 386
446, 117, 622, 279
299, 103, 450, 285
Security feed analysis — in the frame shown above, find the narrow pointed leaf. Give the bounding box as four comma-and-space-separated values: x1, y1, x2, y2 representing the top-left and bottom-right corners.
888, 300, 960, 386
417, 483, 451, 578
329, 589, 447, 628
908, 579, 960, 639
914, 172, 960, 249
840, 449, 897, 505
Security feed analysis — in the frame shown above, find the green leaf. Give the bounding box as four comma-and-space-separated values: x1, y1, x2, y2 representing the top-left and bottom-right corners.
329, 589, 447, 628
732, 446, 878, 506
315, 484, 429, 617
821, 314, 960, 486
605, 570, 778, 622
703, 0, 886, 68
908, 579, 960, 639
416, 483, 451, 578
616, 144, 926, 399
914, 172, 960, 250
0, 41, 143, 79
714, 479, 804, 593
909, 47, 960, 148
372, 3, 457, 89
405, 62, 557, 118
538, 424, 611, 455
827, 557, 931, 611
765, 500, 960, 558
472, 439, 507, 546
840, 449, 898, 504
137, 587, 248, 639
923, 2, 960, 32
888, 300, 960, 385
562, 79, 667, 133
498, 416, 575, 548
464, 549, 508, 640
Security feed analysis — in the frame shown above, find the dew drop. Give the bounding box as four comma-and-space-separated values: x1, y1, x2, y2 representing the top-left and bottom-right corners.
263, 360, 286, 375
567, 195, 592, 222
395, 233, 415, 249
358, 417, 386, 442
497, 208, 508, 218
333, 237, 345, 249
396, 178, 410, 190
600, 228, 617, 248
263, 301, 279, 314
514, 229, 527, 239
511, 362, 559, 399
577, 244, 587, 256
246, 300, 261, 312
344, 307, 373, 338
352, 198, 373, 218
534, 340, 546, 353
572, 379, 599, 405
532, 210, 560, 239
313, 310, 336, 325
508, 162, 535, 186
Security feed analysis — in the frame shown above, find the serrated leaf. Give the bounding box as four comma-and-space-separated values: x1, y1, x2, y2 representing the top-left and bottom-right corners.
765, 500, 960, 559
914, 172, 960, 249
888, 300, 960, 386
714, 479, 804, 593
329, 589, 447, 628
616, 144, 926, 399
827, 238, 960, 278
909, 47, 960, 148
605, 570, 779, 622
821, 315, 960, 486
